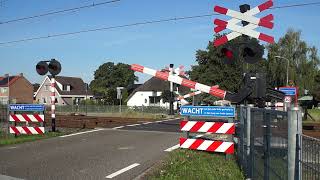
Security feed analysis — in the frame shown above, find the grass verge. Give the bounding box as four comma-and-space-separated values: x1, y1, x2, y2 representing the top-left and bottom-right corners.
148, 149, 244, 180
308, 109, 320, 121
0, 131, 63, 146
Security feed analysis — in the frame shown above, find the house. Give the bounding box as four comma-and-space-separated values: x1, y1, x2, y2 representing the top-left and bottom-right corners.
0, 73, 33, 104
34, 76, 94, 105
127, 76, 189, 109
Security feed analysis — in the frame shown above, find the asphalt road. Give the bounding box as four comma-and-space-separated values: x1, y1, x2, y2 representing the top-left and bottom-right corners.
0, 118, 182, 180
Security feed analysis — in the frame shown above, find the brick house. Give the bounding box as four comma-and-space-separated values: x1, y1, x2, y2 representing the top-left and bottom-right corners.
34, 76, 93, 105
0, 73, 34, 104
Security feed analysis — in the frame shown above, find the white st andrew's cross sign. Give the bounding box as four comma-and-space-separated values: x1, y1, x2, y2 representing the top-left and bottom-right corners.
213, 0, 275, 47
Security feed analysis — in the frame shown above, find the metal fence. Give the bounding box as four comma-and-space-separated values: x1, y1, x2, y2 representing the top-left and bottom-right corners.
0, 104, 7, 122
297, 134, 320, 180
237, 105, 289, 180
54, 105, 169, 115
0, 104, 8, 135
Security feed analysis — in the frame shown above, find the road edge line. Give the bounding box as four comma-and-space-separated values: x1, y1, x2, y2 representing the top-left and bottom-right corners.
60, 129, 104, 138
164, 144, 180, 152
105, 163, 140, 179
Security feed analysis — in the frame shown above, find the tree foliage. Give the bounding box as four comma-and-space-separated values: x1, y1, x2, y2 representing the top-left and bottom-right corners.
161, 90, 172, 103
90, 62, 138, 105
188, 35, 265, 104
266, 29, 320, 94
313, 72, 320, 101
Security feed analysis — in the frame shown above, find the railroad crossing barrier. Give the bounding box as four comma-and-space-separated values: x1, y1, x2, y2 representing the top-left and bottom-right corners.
8, 104, 45, 135
179, 106, 236, 155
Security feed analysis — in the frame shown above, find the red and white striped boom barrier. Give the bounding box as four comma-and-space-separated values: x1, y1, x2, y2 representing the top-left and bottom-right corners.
214, 0, 274, 47
131, 64, 226, 99
177, 91, 202, 101
9, 114, 45, 135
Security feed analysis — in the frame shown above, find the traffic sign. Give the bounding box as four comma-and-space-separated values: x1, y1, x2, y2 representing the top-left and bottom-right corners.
213, 0, 274, 47
180, 106, 235, 117
284, 96, 292, 103
9, 104, 45, 112
279, 87, 297, 96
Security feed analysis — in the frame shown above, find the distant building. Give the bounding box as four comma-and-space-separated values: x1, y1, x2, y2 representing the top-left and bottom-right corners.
0, 73, 33, 104
34, 76, 94, 105
127, 76, 189, 109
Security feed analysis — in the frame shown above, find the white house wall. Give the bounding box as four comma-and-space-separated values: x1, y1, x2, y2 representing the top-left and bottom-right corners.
127, 91, 178, 109
34, 77, 65, 105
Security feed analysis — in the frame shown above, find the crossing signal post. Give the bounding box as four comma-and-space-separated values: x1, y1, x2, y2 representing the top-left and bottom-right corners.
36, 59, 62, 132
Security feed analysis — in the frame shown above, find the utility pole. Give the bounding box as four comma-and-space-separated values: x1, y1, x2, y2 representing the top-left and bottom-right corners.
169, 64, 174, 115
6, 74, 9, 104
85, 83, 88, 116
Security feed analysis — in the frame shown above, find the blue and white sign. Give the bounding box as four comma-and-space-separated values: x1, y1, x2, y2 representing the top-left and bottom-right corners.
180, 106, 235, 117
9, 104, 45, 111
279, 87, 297, 96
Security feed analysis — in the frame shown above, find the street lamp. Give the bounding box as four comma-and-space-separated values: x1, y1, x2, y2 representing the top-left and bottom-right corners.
275, 56, 290, 86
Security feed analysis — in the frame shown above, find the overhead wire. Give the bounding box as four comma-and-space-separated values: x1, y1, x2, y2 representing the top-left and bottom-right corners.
0, 1, 319, 46
0, 0, 120, 25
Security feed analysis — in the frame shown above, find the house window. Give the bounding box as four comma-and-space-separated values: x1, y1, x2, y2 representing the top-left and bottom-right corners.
149, 96, 161, 105
0, 87, 8, 94
63, 85, 71, 91
44, 85, 50, 91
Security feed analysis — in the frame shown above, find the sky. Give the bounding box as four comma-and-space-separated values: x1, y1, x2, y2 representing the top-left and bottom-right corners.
0, 0, 319, 85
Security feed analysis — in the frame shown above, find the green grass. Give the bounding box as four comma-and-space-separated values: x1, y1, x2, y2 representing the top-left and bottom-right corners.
302, 108, 320, 124
148, 149, 244, 180
308, 109, 320, 121
0, 131, 63, 146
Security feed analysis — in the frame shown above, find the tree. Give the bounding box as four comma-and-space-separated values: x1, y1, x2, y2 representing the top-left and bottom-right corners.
313, 72, 320, 102
161, 90, 172, 103
188, 35, 265, 104
266, 29, 320, 94
90, 62, 138, 105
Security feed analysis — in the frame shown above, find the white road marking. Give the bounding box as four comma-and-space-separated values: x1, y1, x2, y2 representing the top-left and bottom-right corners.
7, 146, 18, 149
106, 163, 140, 179
118, 146, 134, 150
126, 124, 141, 127
164, 118, 179, 121
112, 126, 125, 129
155, 120, 163, 123
0, 174, 24, 180
164, 144, 180, 152
142, 122, 152, 125
60, 129, 104, 138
